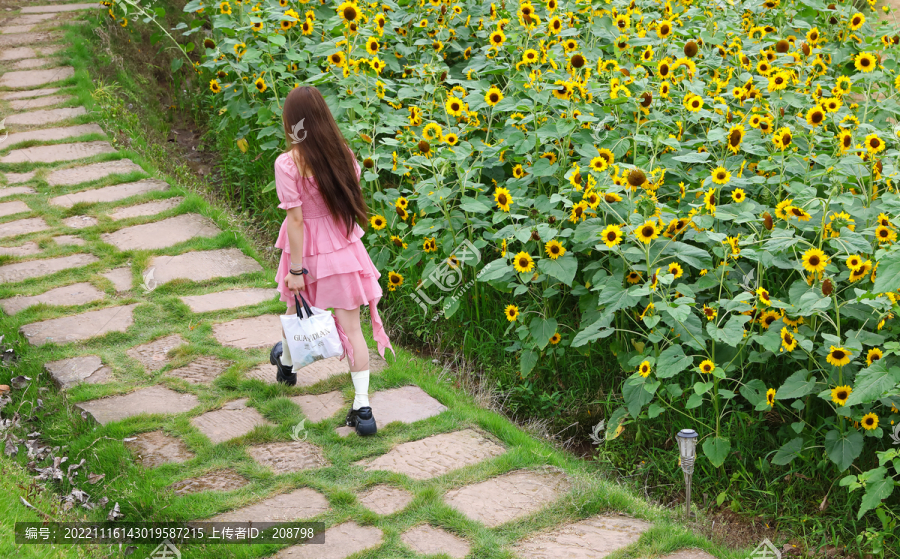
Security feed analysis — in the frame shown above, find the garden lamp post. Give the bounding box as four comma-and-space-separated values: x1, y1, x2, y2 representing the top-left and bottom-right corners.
676, 429, 698, 519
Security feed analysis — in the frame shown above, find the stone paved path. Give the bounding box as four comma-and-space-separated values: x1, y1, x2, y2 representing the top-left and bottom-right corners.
0, 4, 724, 558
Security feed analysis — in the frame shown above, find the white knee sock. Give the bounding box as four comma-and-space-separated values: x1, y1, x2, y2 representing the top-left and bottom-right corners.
280, 336, 293, 367
350, 369, 370, 410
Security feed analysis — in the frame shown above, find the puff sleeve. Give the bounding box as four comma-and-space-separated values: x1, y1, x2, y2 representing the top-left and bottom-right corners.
274, 153, 303, 211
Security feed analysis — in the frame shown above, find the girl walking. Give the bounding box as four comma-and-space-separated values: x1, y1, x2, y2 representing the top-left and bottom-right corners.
270, 86, 393, 436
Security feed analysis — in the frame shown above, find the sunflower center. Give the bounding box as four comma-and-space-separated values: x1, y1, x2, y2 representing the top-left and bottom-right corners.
498, 194, 507, 204
833, 350, 845, 359
641, 226, 654, 236
343, 6, 356, 19
837, 390, 847, 399
809, 255, 820, 266
607, 232, 617, 241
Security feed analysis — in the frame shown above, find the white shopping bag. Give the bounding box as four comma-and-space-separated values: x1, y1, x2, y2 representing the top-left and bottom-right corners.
280, 293, 344, 368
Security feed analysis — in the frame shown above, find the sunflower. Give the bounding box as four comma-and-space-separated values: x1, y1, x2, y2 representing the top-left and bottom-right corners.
494, 187, 512, 211
545, 240, 566, 259
445, 96, 464, 117
711, 167, 731, 185
513, 251, 535, 273
854, 52, 876, 72
522, 49, 540, 64
775, 199, 793, 220
220, 1, 231, 13
597, 148, 615, 167
329, 51, 346, 67
603, 192, 622, 203
837, 130, 853, 153
443, 133, 459, 146
780, 327, 797, 352
801, 247, 828, 273
826, 346, 852, 367
254, 78, 267, 93
731, 188, 746, 203
806, 106, 826, 127
251, 20, 264, 32
485, 86, 503, 106
209, 79, 222, 94
849, 260, 872, 282
422, 237, 437, 252
337, 1, 359, 23
638, 360, 652, 378
657, 19, 672, 39
634, 220, 660, 244
683, 93, 704, 112
626, 270, 642, 284
422, 122, 442, 141
831, 385, 852, 406
549, 332, 561, 344
703, 305, 717, 321
772, 127, 793, 150
865, 133, 885, 155
370, 214, 387, 230
365, 37, 380, 55
589, 155, 609, 172
727, 125, 745, 154
758, 310, 781, 329
552, 80, 573, 100
866, 347, 883, 366
787, 205, 812, 221
849, 12, 865, 31
698, 359, 715, 374
569, 201, 589, 222
387, 271, 404, 290
234, 42, 247, 57
504, 304, 519, 321
489, 30, 505, 47
513, 164, 526, 179
766, 388, 776, 407
876, 225, 897, 244
668, 262, 683, 279
860, 412, 878, 430
757, 287, 772, 306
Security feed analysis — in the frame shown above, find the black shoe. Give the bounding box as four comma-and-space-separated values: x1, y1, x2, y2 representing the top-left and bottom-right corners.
270, 342, 297, 386
345, 406, 377, 436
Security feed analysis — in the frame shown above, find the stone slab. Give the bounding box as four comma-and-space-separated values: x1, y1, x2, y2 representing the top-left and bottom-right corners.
5, 106, 82, 126
335, 426, 355, 437
147, 248, 262, 285
1, 25, 32, 34
0, 253, 96, 283
401, 524, 471, 559
52, 234, 84, 246
0, 241, 40, 256
0, 32, 55, 49
0, 200, 30, 217
190, 398, 273, 444
20, 302, 138, 345
51, 179, 166, 209
169, 469, 248, 496
101, 266, 131, 291
12, 58, 52, 70
124, 430, 194, 469
100, 213, 220, 251
290, 390, 345, 423
0, 48, 37, 61
21, 4, 100, 13
662, 551, 717, 559
357, 484, 413, 516
243, 363, 277, 384
166, 356, 231, 385
444, 468, 571, 528
0, 186, 36, 198
353, 428, 506, 480
126, 334, 187, 372
62, 215, 97, 229
247, 441, 329, 474
2, 123, 101, 147
0, 86, 61, 99
46, 159, 143, 186
0, 140, 115, 164
212, 314, 283, 350
273, 521, 382, 559
6, 14, 57, 25
368, 385, 447, 427
178, 287, 275, 313
0, 216, 48, 238
44, 354, 110, 389
107, 196, 182, 221
209, 488, 330, 522
2, 175, 36, 186
76, 385, 200, 426
511, 515, 652, 559
1, 281, 104, 314
0, 66, 73, 88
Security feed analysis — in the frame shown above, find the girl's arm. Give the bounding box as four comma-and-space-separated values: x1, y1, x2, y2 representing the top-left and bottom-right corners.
286, 204, 305, 274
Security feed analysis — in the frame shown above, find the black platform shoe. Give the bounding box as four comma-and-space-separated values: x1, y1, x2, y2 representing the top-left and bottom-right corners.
270, 341, 297, 386
345, 406, 377, 436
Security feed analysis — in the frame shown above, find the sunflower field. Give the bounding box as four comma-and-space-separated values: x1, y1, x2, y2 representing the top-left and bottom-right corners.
107, 0, 900, 530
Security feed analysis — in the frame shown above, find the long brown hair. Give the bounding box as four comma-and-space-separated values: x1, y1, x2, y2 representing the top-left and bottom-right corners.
282, 86, 368, 237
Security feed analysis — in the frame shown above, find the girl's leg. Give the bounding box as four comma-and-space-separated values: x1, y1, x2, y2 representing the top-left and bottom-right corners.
334, 306, 371, 411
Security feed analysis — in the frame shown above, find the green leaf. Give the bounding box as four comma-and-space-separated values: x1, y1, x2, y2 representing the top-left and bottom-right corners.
656, 344, 692, 378
772, 437, 804, 465
530, 317, 558, 350
477, 260, 514, 282
777, 370, 817, 400
623, 375, 657, 418
171, 58, 183, 72
844, 362, 900, 407
538, 256, 578, 286
666, 241, 714, 269
858, 468, 895, 519
673, 151, 711, 163
262, 180, 276, 193
872, 249, 900, 293
824, 429, 864, 471
719, 314, 751, 347
520, 349, 538, 376
606, 407, 628, 440
740, 379, 767, 406
703, 436, 731, 467
459, 197, 491, 213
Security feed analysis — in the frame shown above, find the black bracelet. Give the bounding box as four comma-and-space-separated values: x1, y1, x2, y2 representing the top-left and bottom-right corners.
289, 267, 308, 276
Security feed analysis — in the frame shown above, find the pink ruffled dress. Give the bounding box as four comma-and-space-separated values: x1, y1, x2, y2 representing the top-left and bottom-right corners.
273, 151, 393, 362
